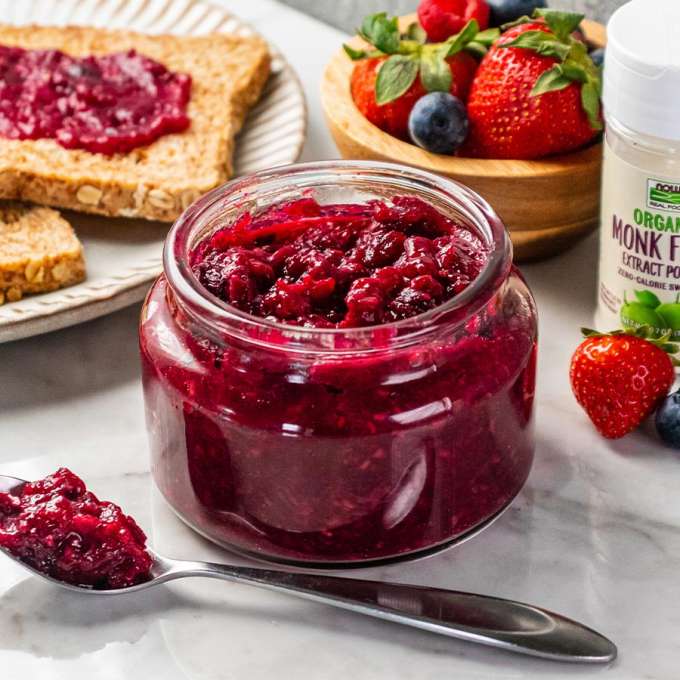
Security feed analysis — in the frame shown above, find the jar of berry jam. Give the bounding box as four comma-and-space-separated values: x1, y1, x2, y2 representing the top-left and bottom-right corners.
140, 161, 538, 566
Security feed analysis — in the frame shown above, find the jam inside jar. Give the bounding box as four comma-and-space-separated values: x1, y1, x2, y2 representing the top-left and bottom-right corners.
139, 162, 538, 566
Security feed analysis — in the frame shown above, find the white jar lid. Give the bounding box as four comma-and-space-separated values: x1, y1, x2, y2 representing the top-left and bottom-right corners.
604, 0, 680, 140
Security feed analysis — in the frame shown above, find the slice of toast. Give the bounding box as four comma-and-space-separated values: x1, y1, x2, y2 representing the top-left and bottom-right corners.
0, 202, 85, 304
0, 25, 271, 222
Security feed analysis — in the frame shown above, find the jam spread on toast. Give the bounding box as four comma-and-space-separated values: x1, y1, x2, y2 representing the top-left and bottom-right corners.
0, 46, 191, 155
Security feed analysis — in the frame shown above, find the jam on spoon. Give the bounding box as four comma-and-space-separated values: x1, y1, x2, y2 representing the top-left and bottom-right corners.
0, 467, 152, 589
0, 472, 616, 663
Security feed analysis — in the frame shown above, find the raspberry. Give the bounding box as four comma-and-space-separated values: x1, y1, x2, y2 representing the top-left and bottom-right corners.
417, 0, 490, 42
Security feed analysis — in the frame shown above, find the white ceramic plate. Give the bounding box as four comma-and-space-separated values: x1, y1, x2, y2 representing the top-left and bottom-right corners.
0, 0, 307, 343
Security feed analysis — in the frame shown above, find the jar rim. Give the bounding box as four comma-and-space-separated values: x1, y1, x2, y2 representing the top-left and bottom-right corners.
163, 160, 512, 351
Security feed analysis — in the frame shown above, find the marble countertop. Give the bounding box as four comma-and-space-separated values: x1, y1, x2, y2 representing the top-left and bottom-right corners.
2, 1, 678, 678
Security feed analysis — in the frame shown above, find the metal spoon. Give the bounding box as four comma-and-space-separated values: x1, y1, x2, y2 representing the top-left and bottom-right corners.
0, 475, 616, 664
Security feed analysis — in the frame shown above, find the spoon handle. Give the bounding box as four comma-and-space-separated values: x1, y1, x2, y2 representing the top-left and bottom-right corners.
169, 561, 616, 663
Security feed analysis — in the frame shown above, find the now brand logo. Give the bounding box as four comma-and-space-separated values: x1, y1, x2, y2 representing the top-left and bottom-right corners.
648, 179, 680, 212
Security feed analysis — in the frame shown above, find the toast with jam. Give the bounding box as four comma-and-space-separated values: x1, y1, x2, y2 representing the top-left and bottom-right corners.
0, 24, 271, 222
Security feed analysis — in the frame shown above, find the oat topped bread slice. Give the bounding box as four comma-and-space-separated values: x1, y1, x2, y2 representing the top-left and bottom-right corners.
0, 24, 271, 222
0, 202, 85, 305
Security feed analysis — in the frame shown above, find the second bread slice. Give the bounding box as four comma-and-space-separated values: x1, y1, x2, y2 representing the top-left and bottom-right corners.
0, 202, 86, 305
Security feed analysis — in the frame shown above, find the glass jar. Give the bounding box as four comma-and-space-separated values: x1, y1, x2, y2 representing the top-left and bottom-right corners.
139, 161, 538, 567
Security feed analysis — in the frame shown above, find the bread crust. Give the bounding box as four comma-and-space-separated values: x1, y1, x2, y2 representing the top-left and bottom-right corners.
0, 25, 271, 222
0, 202, 85, 304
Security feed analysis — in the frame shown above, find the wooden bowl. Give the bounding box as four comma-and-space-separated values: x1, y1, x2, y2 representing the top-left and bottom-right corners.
321, 17, 606, 262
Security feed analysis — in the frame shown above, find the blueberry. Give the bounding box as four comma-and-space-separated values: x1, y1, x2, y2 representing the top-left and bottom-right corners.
408, 92, 468, 155
487, 0, 547, 27
656, 390, 680, 449
590, 47, 605, 68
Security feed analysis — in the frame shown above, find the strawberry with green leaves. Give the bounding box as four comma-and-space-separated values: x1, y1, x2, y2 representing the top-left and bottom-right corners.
464, 9, 602, 159
570, 327, 676, 439
346, 14, 496, 141
350, 53, 478, 140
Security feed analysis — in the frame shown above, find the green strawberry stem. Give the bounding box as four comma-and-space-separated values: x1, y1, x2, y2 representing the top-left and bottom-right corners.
343, 12, 493, 105
499, 8, 602, 130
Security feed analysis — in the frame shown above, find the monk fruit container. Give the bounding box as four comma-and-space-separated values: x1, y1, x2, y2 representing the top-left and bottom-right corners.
596, 0, 680, 338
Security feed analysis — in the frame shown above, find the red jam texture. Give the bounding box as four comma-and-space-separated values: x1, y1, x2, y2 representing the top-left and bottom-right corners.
192, 197, 488, 328
0, 46, 191, 155
0, 468, 152, 589
141, 196, 537, 564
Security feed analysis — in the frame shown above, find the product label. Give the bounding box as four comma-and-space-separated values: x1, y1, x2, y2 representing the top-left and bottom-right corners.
597, 140, 680, 337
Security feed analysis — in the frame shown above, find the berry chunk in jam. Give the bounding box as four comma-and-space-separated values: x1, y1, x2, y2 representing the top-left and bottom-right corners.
191, 196, 489, 328
0, 468, 152, 589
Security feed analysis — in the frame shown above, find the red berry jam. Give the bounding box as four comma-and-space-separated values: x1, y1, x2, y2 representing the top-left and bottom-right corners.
0, 468, 152, 589
0, 46, 191, 155
192, 197, 488, 328
140, 164, 538, 565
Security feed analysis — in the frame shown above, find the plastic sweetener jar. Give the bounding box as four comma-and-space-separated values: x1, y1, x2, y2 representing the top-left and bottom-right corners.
597, 0, 680, 336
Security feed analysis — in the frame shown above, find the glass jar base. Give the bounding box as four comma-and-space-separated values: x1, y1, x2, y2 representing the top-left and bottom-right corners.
155, 483, 524, 570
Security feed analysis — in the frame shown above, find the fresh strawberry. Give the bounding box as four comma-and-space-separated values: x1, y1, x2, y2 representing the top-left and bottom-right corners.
463, 9, 602, 159
418, 0, 490, 42
350, 52, 478, 140
570, 329, 676, 439
344, 14, 491, 142
445, 50, 480, 100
